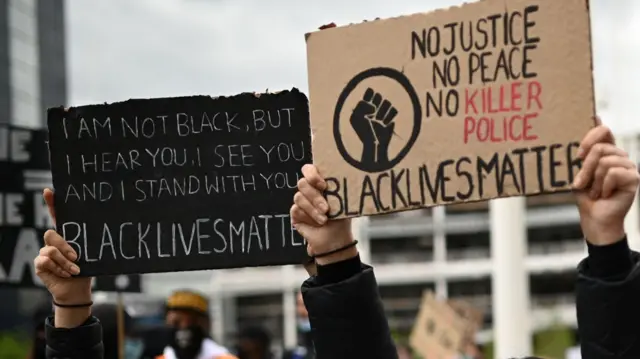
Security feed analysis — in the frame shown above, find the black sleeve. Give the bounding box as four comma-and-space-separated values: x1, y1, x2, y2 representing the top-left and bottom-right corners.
45, 315, 104, 359
301, 255, 398, 359
577, 236, 640, 359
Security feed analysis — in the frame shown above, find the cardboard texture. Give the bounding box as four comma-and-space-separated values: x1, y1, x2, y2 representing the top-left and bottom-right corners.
46, 90, 312, 276
448, 299, 485, 344
410, 291, 466, 359
306, 0, 595, 218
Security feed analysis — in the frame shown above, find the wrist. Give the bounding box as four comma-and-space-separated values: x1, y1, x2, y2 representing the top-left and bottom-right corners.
315, 245, 358, 265
582, 221, 625, 246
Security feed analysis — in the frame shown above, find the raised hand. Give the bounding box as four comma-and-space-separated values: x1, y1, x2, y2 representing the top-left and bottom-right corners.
573, 123, 640, 245
35, 189, 91, 305
350, 87, 398, 167
290, 165, 355, 265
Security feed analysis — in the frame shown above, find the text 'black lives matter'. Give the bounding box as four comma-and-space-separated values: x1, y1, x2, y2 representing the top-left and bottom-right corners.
0, 125, 50, 288
47, 89, 312, 276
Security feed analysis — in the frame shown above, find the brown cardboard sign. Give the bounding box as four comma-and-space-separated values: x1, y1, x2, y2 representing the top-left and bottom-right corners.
410, 291, 466, 359
306, 0, 595, 219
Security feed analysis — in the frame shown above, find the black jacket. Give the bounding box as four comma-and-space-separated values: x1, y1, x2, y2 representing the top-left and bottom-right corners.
301, 255, 398, 359
45, 255, 397, 359
45, 315, 103, 358
577, 237, 640, 359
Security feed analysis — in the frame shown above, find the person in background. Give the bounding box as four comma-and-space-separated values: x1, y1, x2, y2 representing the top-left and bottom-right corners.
157, 290, 237, 359
281, 293, 313, 359
26, 302, 52, 359
91, 303, 145, 359
235, 326, 273, 359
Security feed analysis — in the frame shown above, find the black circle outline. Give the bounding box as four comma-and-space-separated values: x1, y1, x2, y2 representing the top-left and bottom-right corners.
333, 67, 422, 173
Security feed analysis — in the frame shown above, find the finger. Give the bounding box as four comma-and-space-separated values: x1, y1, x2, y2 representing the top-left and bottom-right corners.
43, 188, 56, 227
44, 229, 78, 262
602, 167, 640, 198
301, 164, 326, 191
371, 93, 382, 107
590, 155, 635, 199
34, 255, 71, 278
376, 100, 391, 121
290, 204, 315, 226
293, 191, 326, 225
578, 125, 616, 158
39, 245, 80, 275
594, 116, 602, 126
573, 143, 627, 189
363, 88, 374, 102
298, 177, 328, 213
383, 107, 399, 125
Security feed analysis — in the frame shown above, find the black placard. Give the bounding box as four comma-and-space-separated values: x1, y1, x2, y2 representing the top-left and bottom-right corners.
0, 125, 51, 288
47, 89, 312, 276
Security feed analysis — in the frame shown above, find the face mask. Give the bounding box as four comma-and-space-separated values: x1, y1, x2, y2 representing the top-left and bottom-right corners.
124, 338, 145, 359
170, 325, 205, 359
297, 318, 311, 333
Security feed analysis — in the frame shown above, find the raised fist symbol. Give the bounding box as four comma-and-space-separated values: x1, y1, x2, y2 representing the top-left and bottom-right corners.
350, 87, 398, 167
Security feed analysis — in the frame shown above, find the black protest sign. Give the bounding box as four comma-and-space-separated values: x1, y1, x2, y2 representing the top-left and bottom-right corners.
0, 125, 51, 288
47, 89, 312, 276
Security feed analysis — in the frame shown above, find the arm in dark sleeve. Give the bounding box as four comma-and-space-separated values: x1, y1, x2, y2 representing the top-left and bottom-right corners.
577, 236, 640, 359
301, 255, 398, 359
45, 315, 104, 359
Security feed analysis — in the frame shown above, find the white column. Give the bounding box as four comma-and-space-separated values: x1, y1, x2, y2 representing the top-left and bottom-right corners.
8, 0, 41, 128
282, 266, 297, 349
620, 136, 640, 250
209, 274, 225, 343
353, 218, 371, 264
433, 206, 447, 263
490, 197, 531, 358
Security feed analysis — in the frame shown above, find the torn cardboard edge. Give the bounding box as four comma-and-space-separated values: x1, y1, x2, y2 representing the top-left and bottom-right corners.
304, 0, 591, 42
48, 87, 306, 113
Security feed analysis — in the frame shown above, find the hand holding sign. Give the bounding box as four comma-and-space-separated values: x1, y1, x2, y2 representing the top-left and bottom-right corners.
290, 164, 355, 265
34, 189, 91, 306
573, 123, 640, 246
350, 88, 398, 167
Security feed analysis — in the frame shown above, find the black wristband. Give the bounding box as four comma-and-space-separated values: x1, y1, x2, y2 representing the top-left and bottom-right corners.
53, 300, 93, 308
312, 240, 358, 259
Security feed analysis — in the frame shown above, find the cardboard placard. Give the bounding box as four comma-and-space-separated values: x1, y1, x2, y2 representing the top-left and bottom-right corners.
47, 89, 312, 276
410, 291, 466, 359
447, 299, 484, 344
306, 0, 595, 218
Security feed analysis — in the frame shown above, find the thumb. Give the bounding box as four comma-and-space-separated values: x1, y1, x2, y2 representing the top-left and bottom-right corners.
294, 222, 314, 241
573, 189, 592, 212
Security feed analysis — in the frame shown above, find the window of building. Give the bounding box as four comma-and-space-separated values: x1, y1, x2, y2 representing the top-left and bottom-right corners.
446, 231, 490, 260
530, 270, 575, 307
528, 224, 584, 255
370, 235, 434, 264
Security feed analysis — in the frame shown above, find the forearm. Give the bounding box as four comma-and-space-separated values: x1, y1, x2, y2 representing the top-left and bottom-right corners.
54, 307, 92, 328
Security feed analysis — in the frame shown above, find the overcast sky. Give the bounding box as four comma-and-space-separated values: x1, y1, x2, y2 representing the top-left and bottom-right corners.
65, 0, 640, 133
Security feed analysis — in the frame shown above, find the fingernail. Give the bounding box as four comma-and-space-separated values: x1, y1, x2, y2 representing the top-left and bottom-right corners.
315, 213, 327, 224
67, 251, 77, 261
318, 201, 328, 212
69, 265, 80, 275
573, 176, 582, 188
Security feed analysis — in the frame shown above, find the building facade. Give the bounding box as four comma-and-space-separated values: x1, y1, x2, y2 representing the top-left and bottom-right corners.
0, 0, 67, 335
0, 0, 66, 127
